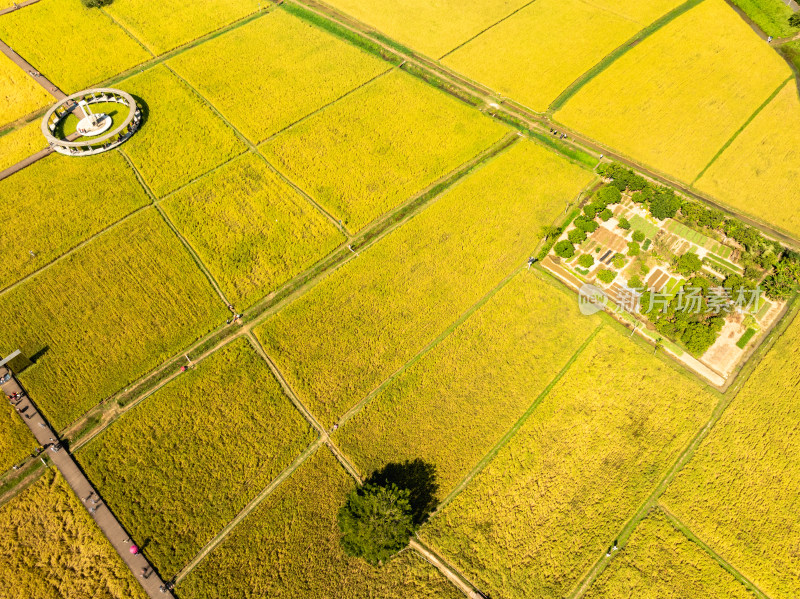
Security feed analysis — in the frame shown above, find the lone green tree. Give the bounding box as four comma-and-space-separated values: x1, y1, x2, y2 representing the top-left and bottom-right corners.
81, 0, 113, 8
338, 483, 415, 565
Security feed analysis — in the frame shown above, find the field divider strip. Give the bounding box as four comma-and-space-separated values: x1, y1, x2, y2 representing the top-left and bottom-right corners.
173, 436, 325, 584
260, 66, 395, 144
336, 263, 527, 430
118, 148, 233, 309
658, 505, 772, 599
434, 323, 604, 513
100, 7, 156, 58
155, 152, 251, 204
548, 0, 705, 112
161, 64, 351, 239
568, 384, 737, 598
692, 76, 792, 184
409, 538, 484, 599
0, 202, 150, 298
437, 0, 539, 60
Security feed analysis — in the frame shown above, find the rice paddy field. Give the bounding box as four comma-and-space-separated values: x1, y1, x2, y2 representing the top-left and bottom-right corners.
0, 152, 150, 288
105, 0, 260, 55
420, 327, 718, 599
0, 209, 226, 430
335, 272, 601, 494
0, 401, 37, 473
0, 51, 52, 127
261, 70, 508, 232
317, 0, 531, 58
168, 10, 389, 144
117, 66, 246, 197
0, 470, 147, 599
0, 119, 45, 172
661, 315, 800, 599
696, 81, 800, 239
161, 153, 344, 308
441, 0, 643, 113
0, 0, 151, 92
555, 0, 791, 182
257, 141, 593, 428
77, 338, 316, 579
584, 510, 754, 599
178, 447, 461, 599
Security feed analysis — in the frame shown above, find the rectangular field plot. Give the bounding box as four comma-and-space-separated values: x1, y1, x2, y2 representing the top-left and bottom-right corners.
0, 0, 151, 92
0, 470, 147, 599
0, 209, 226, 431
661, 314, 800, 599
335, 272, 601, 495
168, 10, 389, 144
420, 327, 718, 599
257, 141, 593, 428
555, 0, 790, 182
261, 70, 508, 232
0, 152, 150, 288
0, 51, 52, 126
106, 0, 259, 55
0, 119, 46, 172
0, 401, 36, 473
118, 66, 246, 197
442, 0, 641, 113
584, 510, 754, 599
179, 448, 461, 599
318, 0, 531, 58
78, 338, 315, 579
161, 153, 344, 309
696, 82, 800, 240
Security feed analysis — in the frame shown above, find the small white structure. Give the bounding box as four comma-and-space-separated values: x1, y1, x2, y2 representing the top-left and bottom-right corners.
41, 88, 141, 156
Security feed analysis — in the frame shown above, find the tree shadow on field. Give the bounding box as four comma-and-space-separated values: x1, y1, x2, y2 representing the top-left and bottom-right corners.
365, 459, 439, 526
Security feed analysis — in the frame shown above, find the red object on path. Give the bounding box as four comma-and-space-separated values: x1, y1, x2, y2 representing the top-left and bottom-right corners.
130, 545, 139, 555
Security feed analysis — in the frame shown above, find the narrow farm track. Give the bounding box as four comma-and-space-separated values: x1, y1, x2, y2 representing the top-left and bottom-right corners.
0, 0, 42, 17
658, 506, 772, 599
0, 37, 64, 99
409, 539, 484, 599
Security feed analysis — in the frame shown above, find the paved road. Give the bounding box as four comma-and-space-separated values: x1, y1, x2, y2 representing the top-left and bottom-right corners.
0, 37, 64, 99
1, 367, 174, 599
0, 0, 42, 17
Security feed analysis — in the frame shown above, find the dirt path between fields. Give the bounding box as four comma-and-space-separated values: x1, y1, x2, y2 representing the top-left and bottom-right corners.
0, 0, 42, 17
0, 37, 64, 99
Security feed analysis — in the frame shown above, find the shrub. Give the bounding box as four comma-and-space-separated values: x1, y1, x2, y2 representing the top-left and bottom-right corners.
612, 253, 627, 269
574, 216, 599, 233
554, 240, 575, 259
675, 252, 703, 276
595, 247, 601, 254
599, 208, 613, 222
628, 275, 644, 289
597, 185, 622, 206
338, 483, 415, 565
583, 204, 598, 219
597, 269, 617, 284
617, 217, 630, 230
568, 228, 587, 244
628, 241, 640, 256
578, 254, 594, 268
632, 230, 646, 243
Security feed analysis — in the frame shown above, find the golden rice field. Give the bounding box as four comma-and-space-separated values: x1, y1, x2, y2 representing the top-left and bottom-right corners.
0, 119, 45, 172
0, 470, 147, 599
257, 141, 593, 428
0, 401, 36, 473
179, 447, 461, 599
261, 70, 508, 232
442, 0, 641, 113
0, 209, 227, 431
105, 0, 259, 55
696, 82, 800, 239
0, 51, 52, 127
580, 0, 685, 24
168, 10, 388, 144
161, 153, 344, 308
78, 338, 315, 579
584, 510, 754, 599
420, 327, 718, 599
336, 272, 601, 494
0, 0, 151, 92
319, 0, 531, 58
118, 66, 246, 197
555, 0, 791, 182
661, 314, 800, 599
0, 152, 150, 289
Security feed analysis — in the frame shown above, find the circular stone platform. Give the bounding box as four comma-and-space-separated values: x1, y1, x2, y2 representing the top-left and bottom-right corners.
41, 88, 142, 156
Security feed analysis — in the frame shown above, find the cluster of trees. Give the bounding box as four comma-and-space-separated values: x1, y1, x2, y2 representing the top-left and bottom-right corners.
763, 253, 800, 300
790, 14, 800, 28
81, 0, 113, 7
554, 184, 622, 260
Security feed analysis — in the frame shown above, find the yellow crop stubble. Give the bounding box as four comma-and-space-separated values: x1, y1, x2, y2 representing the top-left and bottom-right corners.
0, 52, 52, 126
